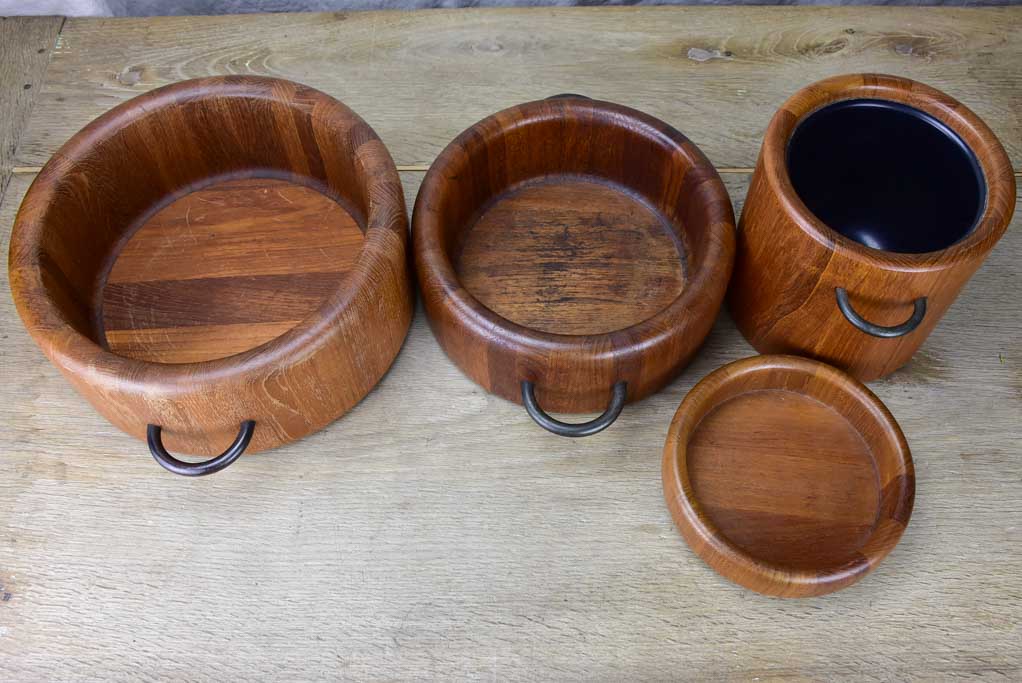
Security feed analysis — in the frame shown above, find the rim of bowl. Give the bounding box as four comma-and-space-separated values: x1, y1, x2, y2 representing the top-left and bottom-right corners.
10, 76, 403, 394
662, 354, 915, 597
762, 73, 1016, 273
413, 96, 735, 359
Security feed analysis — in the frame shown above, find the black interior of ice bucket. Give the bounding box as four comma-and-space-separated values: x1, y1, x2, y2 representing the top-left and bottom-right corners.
786, 99, 985, 254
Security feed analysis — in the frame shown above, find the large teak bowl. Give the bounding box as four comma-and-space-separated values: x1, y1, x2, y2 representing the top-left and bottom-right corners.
9, 76, 413, 475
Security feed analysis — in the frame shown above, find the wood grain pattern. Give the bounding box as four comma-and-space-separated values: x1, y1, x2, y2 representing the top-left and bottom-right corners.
0, 17, 62, 204
456, 178, 686, 336
2, 8, 1022, 680
690, 393, 879, 565
663, 355, 914, 597
731, 73, 1016, 381
15, 8, 1022, 172
102, 177, 364, 363
2, 168, 1021, 680
414, 96, 734, 414
9, 76, 412, 455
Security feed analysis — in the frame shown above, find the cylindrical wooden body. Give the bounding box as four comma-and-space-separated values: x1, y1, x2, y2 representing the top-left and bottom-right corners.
9, 77, 413, 455
730, 74, 1015, 380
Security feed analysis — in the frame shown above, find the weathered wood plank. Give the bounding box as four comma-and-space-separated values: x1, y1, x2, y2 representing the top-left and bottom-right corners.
15, 8, 1022, 172
0, 16, 62, 204
1, 168, 1019, 679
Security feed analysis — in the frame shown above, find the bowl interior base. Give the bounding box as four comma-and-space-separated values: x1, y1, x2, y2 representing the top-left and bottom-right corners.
455, 176, 686, 336
687, 389, 881, 570
101, 177, 364, 364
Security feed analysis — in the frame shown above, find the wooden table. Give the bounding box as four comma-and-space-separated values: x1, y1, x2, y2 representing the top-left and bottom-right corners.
1, 8, 1019, 679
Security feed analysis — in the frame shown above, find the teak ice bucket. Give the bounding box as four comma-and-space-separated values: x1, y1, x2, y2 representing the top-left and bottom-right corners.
9, 76, 413, 475
730, 74, 1015, 381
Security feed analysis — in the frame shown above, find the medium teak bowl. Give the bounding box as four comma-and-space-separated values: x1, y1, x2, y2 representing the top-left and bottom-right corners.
413, 95, 735, 435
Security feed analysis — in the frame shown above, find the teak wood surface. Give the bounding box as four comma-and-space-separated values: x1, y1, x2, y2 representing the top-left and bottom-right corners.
102, 177, 365, 364
730, 73, 1016, 381
1, 8, 1021, 680
414, 96, 734, 413
663, 355, 915, 598
9, 76, 413, 456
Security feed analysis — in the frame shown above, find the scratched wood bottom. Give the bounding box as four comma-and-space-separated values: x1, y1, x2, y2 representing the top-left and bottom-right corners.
101, 177, 364, 363
456, 177, 686, 336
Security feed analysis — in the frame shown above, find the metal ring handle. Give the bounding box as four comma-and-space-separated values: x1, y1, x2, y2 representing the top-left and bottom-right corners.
835, 288, 927, 338
147, 420, 255, 476
521, 381, 627, 437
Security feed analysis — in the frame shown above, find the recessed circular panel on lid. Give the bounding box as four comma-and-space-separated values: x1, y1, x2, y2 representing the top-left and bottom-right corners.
662, 355, 915, 597
786, 98, 985, 254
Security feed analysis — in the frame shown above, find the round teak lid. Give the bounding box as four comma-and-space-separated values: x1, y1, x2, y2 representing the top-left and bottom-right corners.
661, 355, 914, 598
